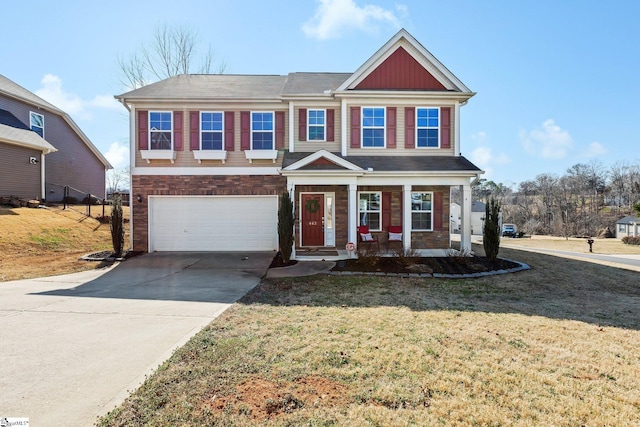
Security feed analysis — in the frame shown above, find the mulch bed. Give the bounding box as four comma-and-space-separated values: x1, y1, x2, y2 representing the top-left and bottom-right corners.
331, 256, 520, 275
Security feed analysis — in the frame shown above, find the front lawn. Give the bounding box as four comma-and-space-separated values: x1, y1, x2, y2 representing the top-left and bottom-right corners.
98, 247, 640, 426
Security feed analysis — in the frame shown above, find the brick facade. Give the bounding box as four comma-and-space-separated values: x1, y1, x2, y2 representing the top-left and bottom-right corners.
132, 174, 286, 252
294, 184, 451, 251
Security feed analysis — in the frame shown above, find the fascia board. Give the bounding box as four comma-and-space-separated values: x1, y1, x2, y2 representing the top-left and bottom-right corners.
334, 91, 475, 102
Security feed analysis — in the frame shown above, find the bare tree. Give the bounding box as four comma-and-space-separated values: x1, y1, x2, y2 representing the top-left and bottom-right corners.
118, 23, 226, 90
106, 166, 130, 197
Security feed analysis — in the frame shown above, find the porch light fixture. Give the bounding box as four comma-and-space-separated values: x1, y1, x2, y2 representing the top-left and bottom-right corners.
136, 194, 142, 203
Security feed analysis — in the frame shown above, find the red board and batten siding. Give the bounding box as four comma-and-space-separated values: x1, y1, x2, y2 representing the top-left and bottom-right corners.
355, 47, 447, 91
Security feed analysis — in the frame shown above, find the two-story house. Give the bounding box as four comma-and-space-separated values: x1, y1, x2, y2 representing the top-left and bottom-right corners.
0, 74, 111, 202
116, 29, 482, 258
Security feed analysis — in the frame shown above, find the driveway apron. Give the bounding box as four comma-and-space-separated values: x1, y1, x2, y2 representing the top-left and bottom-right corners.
0, 251, 273, 427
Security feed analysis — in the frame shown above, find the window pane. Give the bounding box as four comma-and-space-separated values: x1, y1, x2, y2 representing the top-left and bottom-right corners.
201, 112, 223, 131
309, 126, 324, 141
150, 112, 172, 131
412, 212, 432, 230
309, 110, 325, 125
202, 133, 223, 150
150, 132, 171, 150
253, 132, 273, 150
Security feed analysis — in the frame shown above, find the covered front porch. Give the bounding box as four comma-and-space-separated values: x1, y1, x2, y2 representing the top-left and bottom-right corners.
281, 151, 481, 261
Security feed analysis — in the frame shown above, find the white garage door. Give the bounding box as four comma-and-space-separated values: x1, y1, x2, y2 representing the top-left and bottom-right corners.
149, 196, 278, 251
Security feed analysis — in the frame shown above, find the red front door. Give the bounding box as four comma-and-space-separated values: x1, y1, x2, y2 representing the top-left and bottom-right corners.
301, 193, 324, 246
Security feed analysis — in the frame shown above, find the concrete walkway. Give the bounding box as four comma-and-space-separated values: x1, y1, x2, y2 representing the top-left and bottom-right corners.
0, 252, 273, 427
500, 243, 640, 272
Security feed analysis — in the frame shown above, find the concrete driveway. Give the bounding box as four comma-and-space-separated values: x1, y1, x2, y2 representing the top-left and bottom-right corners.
0, 251, 273, 427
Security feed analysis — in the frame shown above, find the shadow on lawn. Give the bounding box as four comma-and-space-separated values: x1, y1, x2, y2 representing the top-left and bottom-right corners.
245, 247, 640, 331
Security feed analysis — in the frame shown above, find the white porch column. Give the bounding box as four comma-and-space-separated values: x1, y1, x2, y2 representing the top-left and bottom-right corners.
403, 184, 412, 251
461, 184, 472, 252
348, 184, 358, 247
289, 183, 296, 259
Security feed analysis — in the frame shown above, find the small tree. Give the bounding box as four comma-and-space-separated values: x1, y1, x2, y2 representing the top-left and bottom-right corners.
634, 201, 640, 216
110, 194, 125, 257
278, 191, 294, 262
483, 197, 502, 261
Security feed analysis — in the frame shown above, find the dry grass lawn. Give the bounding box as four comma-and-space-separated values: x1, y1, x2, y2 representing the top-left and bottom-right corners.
0, 205, 129, 282
501, 234, 640, 255
98, 246, 640, 426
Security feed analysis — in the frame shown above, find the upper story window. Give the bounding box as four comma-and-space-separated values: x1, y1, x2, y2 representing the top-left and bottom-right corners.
149, 111, 172, 150
416, 107, 439, 148
201, 112, 224, 150
251, 112, 274, 150
358, 192, 381, 231
411, 192, 433, 231
308, 109, 325, 141
362, 107, 385, 148
30, 112, 44, 138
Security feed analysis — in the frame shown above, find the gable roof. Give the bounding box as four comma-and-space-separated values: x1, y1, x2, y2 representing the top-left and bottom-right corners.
617, 216, 640, 224
116, 29, 473, 103
336, 28, 473, 95
0, 74, 111, 169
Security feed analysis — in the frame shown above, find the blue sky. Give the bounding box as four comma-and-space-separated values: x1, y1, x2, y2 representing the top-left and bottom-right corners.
2, 0, 639, 188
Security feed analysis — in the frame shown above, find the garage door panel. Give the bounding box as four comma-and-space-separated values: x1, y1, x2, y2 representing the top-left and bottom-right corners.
149, 196, 278, 251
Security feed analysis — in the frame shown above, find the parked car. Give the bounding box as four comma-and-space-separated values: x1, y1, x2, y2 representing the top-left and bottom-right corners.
502, 223, 517, 237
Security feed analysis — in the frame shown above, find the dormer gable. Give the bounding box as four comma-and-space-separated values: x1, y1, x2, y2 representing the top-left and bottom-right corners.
337, 28, 472, 94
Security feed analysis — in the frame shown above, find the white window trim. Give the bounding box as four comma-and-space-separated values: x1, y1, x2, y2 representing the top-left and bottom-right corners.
30, 111, 44, 138
411, 191, 434, 231
148, 111, 173, 151
357, 191, 382, 231
251, 111, 275, 150
361, 106, 386, 149
200, 111, 225, 151
307, 108, 326, 142
415, 107, 440, 149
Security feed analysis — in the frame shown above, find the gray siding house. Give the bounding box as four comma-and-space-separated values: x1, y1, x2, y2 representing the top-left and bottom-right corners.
0, 74, 111, 202
616, 216, 640, 239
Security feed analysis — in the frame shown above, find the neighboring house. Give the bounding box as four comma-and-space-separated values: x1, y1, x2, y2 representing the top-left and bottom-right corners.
451, 201, 486, 235
0, 108, 57, 199
0, 74, 111, 202
616, 216, 640, 239
116, 29, 483, 257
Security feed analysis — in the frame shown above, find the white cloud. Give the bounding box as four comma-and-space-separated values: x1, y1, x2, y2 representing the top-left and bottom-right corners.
583, 141, 607, 158
519, 119, 573, 160
104, 141, 129, 169
469, 131, 510, 179
34, 74, 120, 120
302, 0, 403, 40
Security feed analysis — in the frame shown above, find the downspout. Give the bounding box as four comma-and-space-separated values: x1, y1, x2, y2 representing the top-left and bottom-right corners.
40, 151, 46, 201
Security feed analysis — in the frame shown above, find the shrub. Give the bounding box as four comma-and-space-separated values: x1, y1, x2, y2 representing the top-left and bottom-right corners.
483, 197, 502, 261
278, 191, 294, 262
110, 194, 124, 257
622, 236, 640, 245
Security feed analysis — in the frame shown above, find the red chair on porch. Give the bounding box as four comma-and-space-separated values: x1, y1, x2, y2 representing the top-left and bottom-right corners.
357, 225, 380, 251
387, 225, 403, 251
